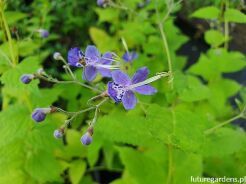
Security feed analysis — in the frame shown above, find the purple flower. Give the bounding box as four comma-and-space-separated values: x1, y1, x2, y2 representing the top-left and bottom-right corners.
68, 45, 119, 81
67, 47, 84, 67
83, 45, 116, 81
81, 132, 92, 145
122, 51, 138, 63
37, 29, 49, 38
32, 108, 51, 122
53, 129, 63, 139
20, 74, 34, 84
107, 67, 157, 110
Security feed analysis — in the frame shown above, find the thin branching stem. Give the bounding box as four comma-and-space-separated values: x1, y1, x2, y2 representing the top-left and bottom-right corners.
36, 74, 102, 93
204, 105, 246, 135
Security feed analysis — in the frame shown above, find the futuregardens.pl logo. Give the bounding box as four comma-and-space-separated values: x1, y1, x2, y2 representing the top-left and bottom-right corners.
191, 176, 246, 183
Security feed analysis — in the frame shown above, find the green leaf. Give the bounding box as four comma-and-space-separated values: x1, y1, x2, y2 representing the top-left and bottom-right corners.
118, 147, 167, 184
191, 6, 220, 19
173, 150, 202, 184
25, 149, 62, 183
95, 8, 119, 23
172, 109, 206, 152
188, 54, 219, 81
205, 30, 225, 47
69, 160, 86, 184
59, 129, 87, 159
224, 9, 246, 23
179, 75, 210, 102
188, 49, 246, 80
89, 27, 118, 52
202, 128, 246, 157
5, 11, 27, 25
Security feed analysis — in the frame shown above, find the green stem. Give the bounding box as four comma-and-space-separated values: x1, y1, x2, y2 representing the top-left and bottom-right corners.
158, 22, 173, 89
166, 136, 173, 184
36, 74, 102, 93
224, 0, 229, 49
204, 114, 242, 135
60, 57, 76, 80
0, 2, 17, 65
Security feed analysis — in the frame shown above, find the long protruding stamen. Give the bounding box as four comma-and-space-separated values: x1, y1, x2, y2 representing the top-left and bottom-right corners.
95, 64, 120, 69
100, 56, 121, 63
127, 72, 169, 89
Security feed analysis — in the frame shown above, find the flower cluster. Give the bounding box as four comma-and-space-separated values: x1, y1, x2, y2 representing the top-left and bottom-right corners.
21, 43, 168, 146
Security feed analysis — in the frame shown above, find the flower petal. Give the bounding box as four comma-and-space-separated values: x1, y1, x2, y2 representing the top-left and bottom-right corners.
97, 67, 111, 77
100, 52, 113, 65
131, 67, 149, 84
134, 85, 157, 95
107, 82, 121, 102
85, 45, 100, 61
67, 47, 83, 67
122, 90, 137, 110
112, 70, 131, 86
122, 51, 138, 62
82, 66, 97, 81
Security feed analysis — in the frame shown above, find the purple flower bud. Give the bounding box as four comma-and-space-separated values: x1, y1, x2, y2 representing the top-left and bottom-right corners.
37, 29, 49, 38
20, 74, 34, 84
32, 108, 51, 122
81, 132, 92, 145
53, 129, 63, 139
97, 0, 106, 6
53, 52, 62, 60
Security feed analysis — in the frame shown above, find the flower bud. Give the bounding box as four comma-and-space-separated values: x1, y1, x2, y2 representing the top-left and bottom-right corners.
53, 129, 63, 139
97, 0, 107, 7
37, 29, 49, 38
32, 108, 51, 122
37, 68, 45, 75
20, 74, 34, 84
81, 132, 92, 145
53, 52, 62, 60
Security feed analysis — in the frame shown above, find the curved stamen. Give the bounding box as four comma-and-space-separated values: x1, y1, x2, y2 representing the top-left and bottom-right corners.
95, 64, 120, 70
127, 72, 169, 90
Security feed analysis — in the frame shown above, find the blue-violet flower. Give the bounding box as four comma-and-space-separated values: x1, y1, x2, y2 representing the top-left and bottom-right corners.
107, 67, 158, 110
68, 45, 119, 81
